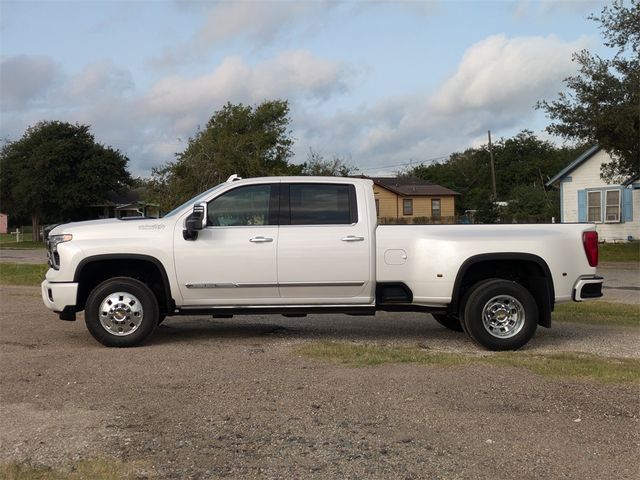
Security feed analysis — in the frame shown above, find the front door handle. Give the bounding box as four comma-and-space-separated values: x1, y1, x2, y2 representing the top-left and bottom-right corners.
250, 236, 273, 243
341, 235, 365, 242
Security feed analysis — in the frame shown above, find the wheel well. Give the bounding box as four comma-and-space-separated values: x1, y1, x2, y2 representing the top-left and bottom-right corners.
75, 257, 173, 314
450, 255, 554, 327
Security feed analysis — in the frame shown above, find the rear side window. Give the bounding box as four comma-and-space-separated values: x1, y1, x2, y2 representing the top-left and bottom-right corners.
288, 184, 357, 225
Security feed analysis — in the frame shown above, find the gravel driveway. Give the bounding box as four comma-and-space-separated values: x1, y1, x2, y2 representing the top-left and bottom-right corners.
1, 285, 638, 479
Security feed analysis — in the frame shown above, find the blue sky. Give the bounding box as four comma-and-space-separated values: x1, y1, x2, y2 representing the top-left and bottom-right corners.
0, 0, 608, 176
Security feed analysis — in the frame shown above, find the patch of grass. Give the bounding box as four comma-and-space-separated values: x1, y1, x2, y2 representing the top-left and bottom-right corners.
553, 301, 640, 328
297, 342, 640, 384
0, 241, 46, 250
0, 263, 48, 286
599, 242, 640, 262
0, 457, 149, 480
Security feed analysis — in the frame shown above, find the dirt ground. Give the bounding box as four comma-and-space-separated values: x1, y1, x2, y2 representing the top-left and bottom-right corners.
1, 285, 638, 479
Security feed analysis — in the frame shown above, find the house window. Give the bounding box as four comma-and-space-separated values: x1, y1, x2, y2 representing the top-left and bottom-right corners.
375, 199, 380, 216
587, 191, 601, 222
605, 190, 621, 222
403, 198, 413, 216
431, 199, 441, 220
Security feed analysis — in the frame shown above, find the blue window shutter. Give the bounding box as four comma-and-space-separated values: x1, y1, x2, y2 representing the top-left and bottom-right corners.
622, 188, 633, 222
578, 189, 587, 222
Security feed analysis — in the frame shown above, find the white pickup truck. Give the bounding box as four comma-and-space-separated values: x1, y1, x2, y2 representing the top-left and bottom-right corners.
42, 175, 603, 350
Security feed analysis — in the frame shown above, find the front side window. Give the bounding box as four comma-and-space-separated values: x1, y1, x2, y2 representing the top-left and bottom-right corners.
289, 184, 354, 225
207, 184, 274, 226
605, 190, 620, 222
587, 191, 602, 222
431, 198, 441, 219
403, 198, 413, 216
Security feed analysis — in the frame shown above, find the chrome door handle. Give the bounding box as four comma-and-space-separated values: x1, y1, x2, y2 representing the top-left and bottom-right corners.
250, 236, 273, 243
341, 235, 365, 242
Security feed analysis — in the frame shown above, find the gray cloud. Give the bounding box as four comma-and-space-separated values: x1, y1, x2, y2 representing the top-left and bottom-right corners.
0, 55, 61, 110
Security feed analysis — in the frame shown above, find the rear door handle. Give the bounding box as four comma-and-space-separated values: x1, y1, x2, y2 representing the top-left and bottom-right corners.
341, 235, 365, 242
250, 236, 273, 243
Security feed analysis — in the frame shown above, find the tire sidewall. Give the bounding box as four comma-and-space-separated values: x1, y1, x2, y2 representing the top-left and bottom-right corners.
463, 279, 538, 351
85, 277, 158, 347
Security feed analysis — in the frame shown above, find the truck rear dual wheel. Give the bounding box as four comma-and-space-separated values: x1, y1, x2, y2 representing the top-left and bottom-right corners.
462, 279, 538, 351
85, 277, 158, 347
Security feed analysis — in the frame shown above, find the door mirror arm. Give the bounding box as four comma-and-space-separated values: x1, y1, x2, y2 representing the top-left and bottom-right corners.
183, 204, 206, 241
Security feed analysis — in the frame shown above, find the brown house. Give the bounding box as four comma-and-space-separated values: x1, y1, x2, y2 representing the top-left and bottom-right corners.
360, 176, 459, 224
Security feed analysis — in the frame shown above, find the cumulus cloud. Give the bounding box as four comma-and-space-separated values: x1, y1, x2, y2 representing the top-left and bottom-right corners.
143, 50, 349, 132
0, 55, 61, 110
431, 34, 588, 115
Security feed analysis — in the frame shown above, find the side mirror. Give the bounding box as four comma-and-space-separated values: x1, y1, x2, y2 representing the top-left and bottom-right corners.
183, 204, 205, 240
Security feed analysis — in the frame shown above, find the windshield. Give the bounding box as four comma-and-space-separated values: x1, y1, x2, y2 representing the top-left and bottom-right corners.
162, 183, 226, 218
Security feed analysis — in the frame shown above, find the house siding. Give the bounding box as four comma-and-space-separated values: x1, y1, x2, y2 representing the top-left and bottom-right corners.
561, 149, 639, 242
372, 184, 455, 221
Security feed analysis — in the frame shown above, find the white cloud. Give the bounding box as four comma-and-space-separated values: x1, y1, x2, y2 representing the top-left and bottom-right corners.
431, 34, 588, 115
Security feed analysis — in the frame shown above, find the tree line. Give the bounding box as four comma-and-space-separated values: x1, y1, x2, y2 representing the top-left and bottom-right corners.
1, 1, 637, 238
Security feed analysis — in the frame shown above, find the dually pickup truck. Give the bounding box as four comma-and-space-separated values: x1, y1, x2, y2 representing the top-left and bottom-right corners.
42, 175, 603, 350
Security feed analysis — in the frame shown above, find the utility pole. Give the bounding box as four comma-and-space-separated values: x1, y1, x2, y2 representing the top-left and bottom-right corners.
488, 130, 497, 200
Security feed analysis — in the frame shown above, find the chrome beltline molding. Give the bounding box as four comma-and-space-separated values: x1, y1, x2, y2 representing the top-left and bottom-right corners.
185, 281, 365, 289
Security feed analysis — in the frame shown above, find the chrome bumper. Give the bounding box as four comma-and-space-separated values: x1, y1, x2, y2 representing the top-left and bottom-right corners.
572, 275, 604, 302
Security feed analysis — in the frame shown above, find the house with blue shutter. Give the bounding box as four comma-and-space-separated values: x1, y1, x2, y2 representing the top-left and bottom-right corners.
546, 146, 638, 242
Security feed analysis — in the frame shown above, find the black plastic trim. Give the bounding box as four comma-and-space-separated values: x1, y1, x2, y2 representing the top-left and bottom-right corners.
174, 306, 376, 316
449, 253, 555, 319
376, 282, 413, 304
73, 254, 174, 313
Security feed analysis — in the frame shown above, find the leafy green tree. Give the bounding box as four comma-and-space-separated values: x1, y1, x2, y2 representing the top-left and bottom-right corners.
537, 0, 640, 183
0, 121, 131, 240
149, 100, 298, 211
409, 131, 582, 223
300, 148, 354, 176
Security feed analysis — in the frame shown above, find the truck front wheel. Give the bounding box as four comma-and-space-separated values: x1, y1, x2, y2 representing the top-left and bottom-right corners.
85, 277, 158, 347
462, 279, 538, 351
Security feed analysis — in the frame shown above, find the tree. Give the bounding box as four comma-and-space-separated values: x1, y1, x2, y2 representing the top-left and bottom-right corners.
300, 148, 354, 176
0, 121, 131, 241
409, 131, 582, 222
537, 0, 640, 183
148, 100, 298, 211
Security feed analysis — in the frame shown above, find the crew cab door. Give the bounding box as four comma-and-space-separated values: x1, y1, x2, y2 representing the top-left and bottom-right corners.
277, 182, 373, 304
173, 183, 279, 305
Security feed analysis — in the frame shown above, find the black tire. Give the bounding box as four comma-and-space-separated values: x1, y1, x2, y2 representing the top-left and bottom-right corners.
462, 279, 538, 351
85, 277, 159, 347
432, 313, 464, 332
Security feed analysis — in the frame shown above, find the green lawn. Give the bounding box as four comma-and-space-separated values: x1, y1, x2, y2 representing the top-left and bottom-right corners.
0, 457, 146, 480
0, 233, 45, 250
599, 242, 640, 262
297, 342, 640, 384
0, 263, 48, 286
553, 301, 639, 327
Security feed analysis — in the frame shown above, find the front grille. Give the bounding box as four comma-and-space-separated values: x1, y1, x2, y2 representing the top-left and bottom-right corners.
47, 241, 59, 270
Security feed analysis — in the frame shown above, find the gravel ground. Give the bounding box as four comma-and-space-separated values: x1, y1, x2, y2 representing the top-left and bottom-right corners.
1, 285, 639, 479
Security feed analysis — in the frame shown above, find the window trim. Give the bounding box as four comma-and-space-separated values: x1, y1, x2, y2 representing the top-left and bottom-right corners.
604, 188, 621, 223
585, 187, 623, 224
403, 198, 413, 216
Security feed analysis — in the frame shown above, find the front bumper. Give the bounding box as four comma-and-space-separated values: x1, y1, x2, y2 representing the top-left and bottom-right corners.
41, 280, 79, 313
572, 275, 604, 302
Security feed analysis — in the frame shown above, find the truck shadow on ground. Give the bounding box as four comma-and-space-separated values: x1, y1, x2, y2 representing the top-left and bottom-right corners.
147, 314, 606, 351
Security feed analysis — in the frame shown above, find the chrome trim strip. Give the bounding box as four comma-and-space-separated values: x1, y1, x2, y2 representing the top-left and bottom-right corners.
180, 303, 375, 310
185, 281, 365, 289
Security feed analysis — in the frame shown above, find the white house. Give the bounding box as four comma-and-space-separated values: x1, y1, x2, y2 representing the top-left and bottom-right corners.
546, 146, 639, 242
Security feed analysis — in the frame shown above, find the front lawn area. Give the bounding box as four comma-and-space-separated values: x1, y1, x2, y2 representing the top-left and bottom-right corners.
0, 263, 48, 286
599, 242, 640, 262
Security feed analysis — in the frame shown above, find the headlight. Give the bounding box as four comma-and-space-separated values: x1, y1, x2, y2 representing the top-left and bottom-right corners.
48, 234, 73, 249
47, 234, 72, 270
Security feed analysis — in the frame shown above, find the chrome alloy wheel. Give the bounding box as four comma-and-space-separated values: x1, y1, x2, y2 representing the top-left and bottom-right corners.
481, 295, 525, 339
98, 291, 144, 336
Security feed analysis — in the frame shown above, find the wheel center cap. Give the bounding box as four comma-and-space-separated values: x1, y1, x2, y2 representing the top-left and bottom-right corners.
495, 309, 508, 322
113, 308, 127, 321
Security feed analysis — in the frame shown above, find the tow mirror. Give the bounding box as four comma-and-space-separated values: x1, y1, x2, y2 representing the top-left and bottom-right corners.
183, 204, 205, 240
